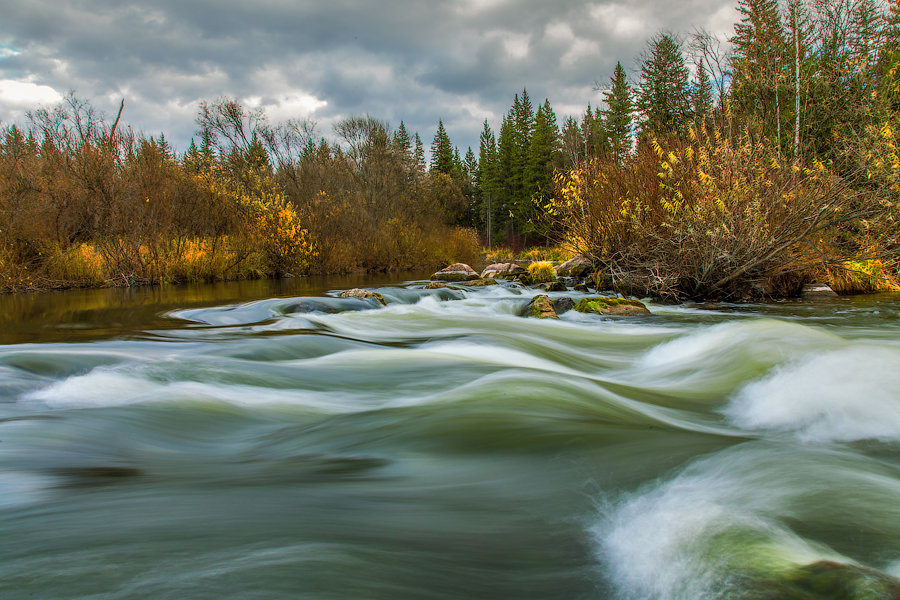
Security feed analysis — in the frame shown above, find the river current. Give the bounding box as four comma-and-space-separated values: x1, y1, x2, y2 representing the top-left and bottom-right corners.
1, 276, 899, 599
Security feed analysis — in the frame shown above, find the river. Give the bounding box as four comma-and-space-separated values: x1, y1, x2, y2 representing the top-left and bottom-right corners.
1, 276, 899, 599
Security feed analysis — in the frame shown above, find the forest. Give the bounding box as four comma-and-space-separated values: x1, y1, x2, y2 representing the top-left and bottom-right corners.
2, 0, 899, 299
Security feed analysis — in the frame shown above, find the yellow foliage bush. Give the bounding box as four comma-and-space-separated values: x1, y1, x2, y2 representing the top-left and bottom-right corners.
247, 190, 318, 276
528, 261, 556, 283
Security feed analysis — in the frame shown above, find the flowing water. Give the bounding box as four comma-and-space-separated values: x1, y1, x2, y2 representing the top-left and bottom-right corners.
2, 276, 899, 599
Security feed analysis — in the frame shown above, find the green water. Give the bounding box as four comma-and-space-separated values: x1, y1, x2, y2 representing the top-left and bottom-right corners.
1, 278, 899, 599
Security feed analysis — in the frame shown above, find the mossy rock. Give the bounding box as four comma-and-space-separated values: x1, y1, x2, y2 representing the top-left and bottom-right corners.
525, 294, 558, 319
574, 296, 649, 316
573, 283, 589, 293
432, 262, 479, 281
339, 288, 387, 306
753, 560, 900, 600
460, 278, 498, 287
425, 281, 448, 289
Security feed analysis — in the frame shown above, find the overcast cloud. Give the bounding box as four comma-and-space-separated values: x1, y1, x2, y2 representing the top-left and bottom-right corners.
0, 0, 737, 154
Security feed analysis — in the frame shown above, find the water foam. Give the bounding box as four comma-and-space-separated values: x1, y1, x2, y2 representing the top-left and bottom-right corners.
724, 346, 900, 442
595, 445, 856, 600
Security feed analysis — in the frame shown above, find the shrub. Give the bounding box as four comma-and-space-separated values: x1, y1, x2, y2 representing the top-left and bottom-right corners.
549, 128, 895, 300
527, 261, 556, 283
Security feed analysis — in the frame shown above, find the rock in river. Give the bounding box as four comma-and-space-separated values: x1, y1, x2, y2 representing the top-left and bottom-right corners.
574, 296, 649, 316
432, 263, 479, 282
339, 288, 387, 306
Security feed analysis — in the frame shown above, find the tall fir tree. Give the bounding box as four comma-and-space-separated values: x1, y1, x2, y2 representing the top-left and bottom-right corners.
603, 62, 634, 160
430, 120, 454, 175
476, 120, 501, 244
638, 33, 692, 137
692, 59, 715, 124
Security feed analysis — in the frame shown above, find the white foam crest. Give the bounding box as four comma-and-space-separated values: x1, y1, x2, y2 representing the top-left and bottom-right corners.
595, 446, 849, 600
639, 319, 837, 373
19, 366, 406, 413
724, 346, 900, 442
0, 471, 52, 509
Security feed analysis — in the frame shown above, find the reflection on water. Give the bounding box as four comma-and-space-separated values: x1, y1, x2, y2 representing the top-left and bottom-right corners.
1, 279, 899, 600
0, 271, 430, 344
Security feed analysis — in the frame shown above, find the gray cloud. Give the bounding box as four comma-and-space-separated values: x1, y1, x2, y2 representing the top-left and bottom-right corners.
0, 0, 736, 154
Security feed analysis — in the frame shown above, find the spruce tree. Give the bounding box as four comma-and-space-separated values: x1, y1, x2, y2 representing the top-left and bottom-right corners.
692, 59, 715, 124
430, 120, 454, 175
476, 120, 501, 245
638, 33, 692, 137
603, 62, 634, 160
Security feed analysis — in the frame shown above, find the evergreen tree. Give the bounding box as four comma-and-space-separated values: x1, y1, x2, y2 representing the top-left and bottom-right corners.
603, 62, 634, 160
526, 100, 559, 198
476, 120, 501, 245
392, 121, 412, 161
430, 120, 454, 175
692, 59, 715, 123
638, 33, 692, 137
413, 133, 426, 174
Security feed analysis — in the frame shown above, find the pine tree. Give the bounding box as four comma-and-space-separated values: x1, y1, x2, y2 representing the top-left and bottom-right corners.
526, 100, 559, 198
603, 62, 634, 160
476, 120, 501, 245
392, 121, 412, 161
430, 120, 454, 175
638, 33, 692, 137
413, 133, 426, 174
692, 59, 715, 124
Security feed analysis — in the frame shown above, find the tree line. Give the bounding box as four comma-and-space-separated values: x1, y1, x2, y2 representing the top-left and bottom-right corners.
2, 0, 899, 296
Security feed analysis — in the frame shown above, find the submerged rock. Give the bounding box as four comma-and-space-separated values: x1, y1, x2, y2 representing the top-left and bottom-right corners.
481, 262, 526, 279
459, 278, 498, 287
339, 288, 387, 306
574, 296, 650, 316
756, 560, 900, 600
425, 281, 448, 289
525, 294, 558, 319
432, 263, 479, 282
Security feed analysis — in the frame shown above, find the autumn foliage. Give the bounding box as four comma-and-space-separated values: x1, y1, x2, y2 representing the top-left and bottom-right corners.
550, 127, 897, 299
0, 97, 478, 292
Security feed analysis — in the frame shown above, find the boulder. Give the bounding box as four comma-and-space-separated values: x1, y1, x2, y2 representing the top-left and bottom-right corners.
539, 281, 567, 292
801, 283, 838, 299
525, 294, 558, 319
425, 281, 448, 289
339, 288, 387, 306
574, 296, 650, 316
432, 263, 479, 282
481, 262, 526, 279
553, 296, 576, 314
573, 283, 589, 293
555, 255, 594, 278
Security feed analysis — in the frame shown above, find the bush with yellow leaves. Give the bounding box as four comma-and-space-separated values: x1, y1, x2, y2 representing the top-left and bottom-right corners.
549, 127, 895, 299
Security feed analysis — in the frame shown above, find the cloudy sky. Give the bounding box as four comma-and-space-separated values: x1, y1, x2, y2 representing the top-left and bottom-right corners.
0, 0, 737, 155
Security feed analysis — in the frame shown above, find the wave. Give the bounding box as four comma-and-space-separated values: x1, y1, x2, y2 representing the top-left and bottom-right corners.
594, 442, 900, 599
723, 345, 900, 443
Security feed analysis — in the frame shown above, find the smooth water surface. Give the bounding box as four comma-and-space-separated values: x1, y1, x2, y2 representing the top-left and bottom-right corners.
2, 278, 899, 599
